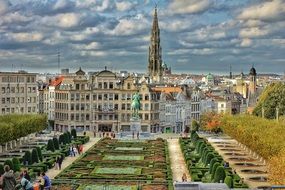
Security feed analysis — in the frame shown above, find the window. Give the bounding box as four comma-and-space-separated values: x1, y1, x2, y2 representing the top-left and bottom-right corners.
71, 104, 74, 110
109, 82, 113, 89
1, 87, 5, 94
127, 83, 131, 89
144, 103, 149, 111
76, 104, 80, 110
121, 94, 126, 100
145, 95, 149, 100
114, 94, 119, 100
104, 94, 108, 100
145, 114, 149, 120
98, 94, 102, 100
122, 104, 125, 110
127, 103, 131, 110
221, 104, 224, 108
71, 93, 75, 101
2, 98, 5, 104
127, 94, 131, 100
71, 114, 74, 120
76, 93, 80, 100
76, 84, 80, 90
86, 94, 90, 100
104, 82, 108, 89
114, 104, 118, 110
93, 94, 97, 101
86, 114, 90, 121
109, 93, 113, 100
98, 82, 102, 89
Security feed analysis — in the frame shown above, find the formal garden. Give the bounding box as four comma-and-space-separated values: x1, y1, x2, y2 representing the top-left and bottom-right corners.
53, 138, 173, 190
179, 132, 248, 188
0, 114, 90, 186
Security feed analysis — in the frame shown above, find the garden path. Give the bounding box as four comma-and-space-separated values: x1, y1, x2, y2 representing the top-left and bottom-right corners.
168, 139, 191, 182
46, 137, 100, 179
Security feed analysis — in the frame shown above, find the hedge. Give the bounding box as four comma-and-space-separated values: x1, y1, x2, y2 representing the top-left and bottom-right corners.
53, 138, 59, 150
0, 114, 47, 144
23, 151, 32, 165
32, 148, 39, 164
71, 129, 77, 139
211, 163, 221, 179
47, 139, 55, 152
224, 176, 233, 188
209, 158, 218, 174
213, 166, 226, 183
12, 158, 21, 172
36, 147, 43, 161
205, 153, 215, 165
59, 134, 65, 145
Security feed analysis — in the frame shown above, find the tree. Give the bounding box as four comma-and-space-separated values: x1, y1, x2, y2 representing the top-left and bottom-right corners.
192, 120, 200, 132
53, 138, 59, 150
36, 147, 43, 161
71, 129, 77, 139
253, 82, 285, 119
213, 166, 226, 183
23, 151, 32, 165
63, 133, 69, 144
268, 150, 285, 185
32, 148, 39, 164
66, 131, 72, 142
201, 112, 222, 133
4, 160, 14, 171
47, 139, 55, 152
12, 158, 21, 172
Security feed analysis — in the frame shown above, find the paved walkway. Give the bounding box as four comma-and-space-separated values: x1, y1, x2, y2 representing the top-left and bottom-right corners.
46, 137, 100, 179
167, 139, 191, 182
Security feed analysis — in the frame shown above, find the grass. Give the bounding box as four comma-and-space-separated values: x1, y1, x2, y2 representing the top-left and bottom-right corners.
114, 147, 143, 151
92, 167, 142, 175
103, 155, 144, 161
77, 184, 138, 190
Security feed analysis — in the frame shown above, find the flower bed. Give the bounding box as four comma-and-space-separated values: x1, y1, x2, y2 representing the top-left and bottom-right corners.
54, 138, 173, 189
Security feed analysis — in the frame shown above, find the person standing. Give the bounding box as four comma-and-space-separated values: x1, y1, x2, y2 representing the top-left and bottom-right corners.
37, 172, 45, 190
23, 170, 31, 181
2, 165, 16, 190
182, 173, 187, 182
55, 156, 60, 170
20, 173, 34, 190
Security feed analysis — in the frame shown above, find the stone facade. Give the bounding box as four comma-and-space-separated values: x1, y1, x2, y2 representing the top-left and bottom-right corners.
0, 71, 38, 115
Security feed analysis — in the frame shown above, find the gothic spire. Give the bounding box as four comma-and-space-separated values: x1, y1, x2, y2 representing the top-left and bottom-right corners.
148, 7, 163, 84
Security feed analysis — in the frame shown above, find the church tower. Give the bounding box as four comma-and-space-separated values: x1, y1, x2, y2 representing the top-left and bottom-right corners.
148, 7, 163, 84
249, 66, 257, 95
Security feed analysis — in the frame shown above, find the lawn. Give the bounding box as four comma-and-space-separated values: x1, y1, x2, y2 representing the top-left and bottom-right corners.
103, 155, 144, 161
92, 167, 142, 175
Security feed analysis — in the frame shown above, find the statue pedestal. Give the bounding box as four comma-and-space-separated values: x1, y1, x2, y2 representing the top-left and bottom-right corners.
130, 117, 141, 133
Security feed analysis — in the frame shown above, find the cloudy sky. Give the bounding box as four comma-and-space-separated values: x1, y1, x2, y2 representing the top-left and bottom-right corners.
0, 0, 285, 74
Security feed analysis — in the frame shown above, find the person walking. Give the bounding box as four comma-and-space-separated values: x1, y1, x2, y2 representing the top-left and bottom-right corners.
2, 165, 16, 190
55, 156, 60, 170
20, 173, 34, 190
58, 155, 64, 170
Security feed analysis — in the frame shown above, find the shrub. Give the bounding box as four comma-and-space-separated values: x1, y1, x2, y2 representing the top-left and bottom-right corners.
59, 134, 64, 145
32, 148, 39, 164
63, 133, 69, 144
205, 153, 215, 165
53, 138, 59, 150
4, 160, 14, 171
224, 176, 233, 188
0, 164, 4, 175
211, 163, 221, 179
36, 147, 43, 161
47, 139, 55, 152
12, 158, 21, 172
66, 131, 72, 143
214, 166, 226, 183
71, 129, 77, 139
209, 158, 218, 174
23, 151, 32, 165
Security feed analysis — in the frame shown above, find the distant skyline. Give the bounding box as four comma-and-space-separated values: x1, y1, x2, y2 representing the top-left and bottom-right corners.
0, 0, 285, 74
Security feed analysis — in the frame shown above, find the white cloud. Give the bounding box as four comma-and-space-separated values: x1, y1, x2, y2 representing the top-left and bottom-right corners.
0, 0, 8, 15
0, 12, 32, 25
240, 38, 252, 47
108, 14, 148, 36
42, 13, 80, 28
81, 51, 106, 57
238, 0, 285, 22
85, 42, 100, 50
9, 32, 43, 42
239, 27, 268, 38
160, 19, 192, 32
53, 0, 68, 10
168, 0, 211, 14
116, 1, 133, 11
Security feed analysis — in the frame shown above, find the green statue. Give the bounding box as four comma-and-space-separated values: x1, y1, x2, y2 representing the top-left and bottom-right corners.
131, 92, 141, 118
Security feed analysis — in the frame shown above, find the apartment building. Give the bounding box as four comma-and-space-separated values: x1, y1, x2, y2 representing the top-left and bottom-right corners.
0, 71, 38, 115
53, 68, 160, 133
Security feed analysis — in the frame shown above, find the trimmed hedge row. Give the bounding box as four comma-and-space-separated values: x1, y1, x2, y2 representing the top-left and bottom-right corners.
179, 133, 248, 188
0, 114, 47, 144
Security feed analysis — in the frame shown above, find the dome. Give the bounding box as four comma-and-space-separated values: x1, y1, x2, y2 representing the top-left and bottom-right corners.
249, 66, 256, 76
206, 73, 214, 80
180, 77, 196, 85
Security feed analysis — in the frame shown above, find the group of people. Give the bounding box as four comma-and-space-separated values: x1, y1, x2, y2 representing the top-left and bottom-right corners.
0, 165, 51, 190
94, 131, 116, 139
69, 144, 83, 157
